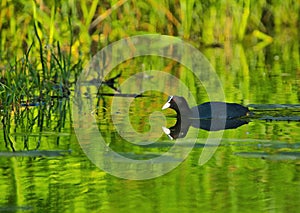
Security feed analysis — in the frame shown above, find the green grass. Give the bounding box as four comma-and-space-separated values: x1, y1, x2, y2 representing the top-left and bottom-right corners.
0, 0, 299, 140
1, 0, 299, 65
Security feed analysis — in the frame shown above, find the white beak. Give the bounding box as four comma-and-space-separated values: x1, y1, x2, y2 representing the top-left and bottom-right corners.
162, 126, 173, 140
162, 102, 171, 110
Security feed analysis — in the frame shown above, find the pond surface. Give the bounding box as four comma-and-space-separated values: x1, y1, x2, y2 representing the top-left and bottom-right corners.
1, 39, 300, 212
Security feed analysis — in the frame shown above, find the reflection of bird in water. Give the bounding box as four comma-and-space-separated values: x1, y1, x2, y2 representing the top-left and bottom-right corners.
162, 96, 250, 139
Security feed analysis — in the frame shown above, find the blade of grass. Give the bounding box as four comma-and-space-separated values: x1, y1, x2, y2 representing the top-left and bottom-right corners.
89, 0, 129, 34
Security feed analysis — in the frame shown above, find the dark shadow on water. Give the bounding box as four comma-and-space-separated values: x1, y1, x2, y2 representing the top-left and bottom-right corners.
248, 104, 300, 109
0, 206, 33, 212
249, 104, 300, 121
163, 103, 300, 139
235, 151, 300, 161
0, 150, 71, 157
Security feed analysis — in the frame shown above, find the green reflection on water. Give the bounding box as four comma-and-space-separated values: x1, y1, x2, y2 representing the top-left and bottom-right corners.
1, 1, 300, 212
1, 38, 300, 212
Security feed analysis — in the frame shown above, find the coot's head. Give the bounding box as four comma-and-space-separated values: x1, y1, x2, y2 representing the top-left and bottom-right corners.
162, 96, 192, 116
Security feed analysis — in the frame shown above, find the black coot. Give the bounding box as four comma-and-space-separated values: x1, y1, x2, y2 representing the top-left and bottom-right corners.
162, 96, 250, 119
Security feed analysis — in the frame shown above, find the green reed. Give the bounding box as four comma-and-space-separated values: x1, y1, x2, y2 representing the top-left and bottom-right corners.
0, 0, 299, 113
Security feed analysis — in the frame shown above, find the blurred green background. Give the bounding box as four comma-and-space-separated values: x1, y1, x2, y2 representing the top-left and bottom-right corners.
0, 0, 300, 212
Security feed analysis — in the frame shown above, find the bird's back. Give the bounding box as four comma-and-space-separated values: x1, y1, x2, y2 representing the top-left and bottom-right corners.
191, 102, 249, 119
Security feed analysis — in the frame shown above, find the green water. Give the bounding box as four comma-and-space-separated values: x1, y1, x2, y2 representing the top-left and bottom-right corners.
1, 34, 300, 213
0, 1, 300, 209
